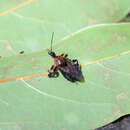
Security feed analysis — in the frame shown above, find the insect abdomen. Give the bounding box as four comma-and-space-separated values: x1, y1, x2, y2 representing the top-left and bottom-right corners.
58, 63, 84, 82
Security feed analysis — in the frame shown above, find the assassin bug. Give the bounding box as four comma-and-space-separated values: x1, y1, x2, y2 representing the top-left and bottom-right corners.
48, 32, 84, 82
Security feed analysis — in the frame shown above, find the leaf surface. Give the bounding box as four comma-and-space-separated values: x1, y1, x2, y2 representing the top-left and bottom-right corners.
0, 0, 130, 54
0, 23, 130, 130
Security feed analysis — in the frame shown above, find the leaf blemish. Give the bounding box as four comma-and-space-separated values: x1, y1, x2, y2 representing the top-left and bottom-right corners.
19, 51, 24, 54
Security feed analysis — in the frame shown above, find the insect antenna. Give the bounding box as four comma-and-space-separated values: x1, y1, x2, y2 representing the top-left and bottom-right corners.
48, 32, 56, 58
50, 32, 54, 52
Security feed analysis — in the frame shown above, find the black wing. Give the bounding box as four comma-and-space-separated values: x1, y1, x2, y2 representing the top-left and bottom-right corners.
58, 60, 84, 82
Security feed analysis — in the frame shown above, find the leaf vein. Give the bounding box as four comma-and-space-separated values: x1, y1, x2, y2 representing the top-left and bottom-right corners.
0, 0, 36, 17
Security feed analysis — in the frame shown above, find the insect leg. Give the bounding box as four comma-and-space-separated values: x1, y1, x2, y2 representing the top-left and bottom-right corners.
60, 53, 68, 58
65, 54, 68, 58
48, 65, 59, 78
60, 53, 65, 57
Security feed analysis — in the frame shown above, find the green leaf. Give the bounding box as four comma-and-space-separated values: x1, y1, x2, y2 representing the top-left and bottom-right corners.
0, 0, 130, 54
0, 23, 130, 130
0, 0, 130, 129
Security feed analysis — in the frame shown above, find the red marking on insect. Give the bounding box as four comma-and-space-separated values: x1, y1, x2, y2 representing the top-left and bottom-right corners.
48, 32, 85, 82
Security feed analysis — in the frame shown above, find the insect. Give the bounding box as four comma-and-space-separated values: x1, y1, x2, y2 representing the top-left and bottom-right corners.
48, 32, 84, 82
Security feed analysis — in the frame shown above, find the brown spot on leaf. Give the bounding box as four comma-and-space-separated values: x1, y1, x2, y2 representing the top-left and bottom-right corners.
87, 18, 97, 25
6, 44, 13, 51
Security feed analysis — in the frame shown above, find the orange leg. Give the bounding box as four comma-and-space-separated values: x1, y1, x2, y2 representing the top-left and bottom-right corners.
48, 64, 55, 73
60, 53, 64, 57
60, 53, 68, 58
48, 65, 59, 78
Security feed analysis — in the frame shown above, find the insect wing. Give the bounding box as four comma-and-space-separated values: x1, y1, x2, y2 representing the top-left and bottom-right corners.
58, 61, 84, 82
